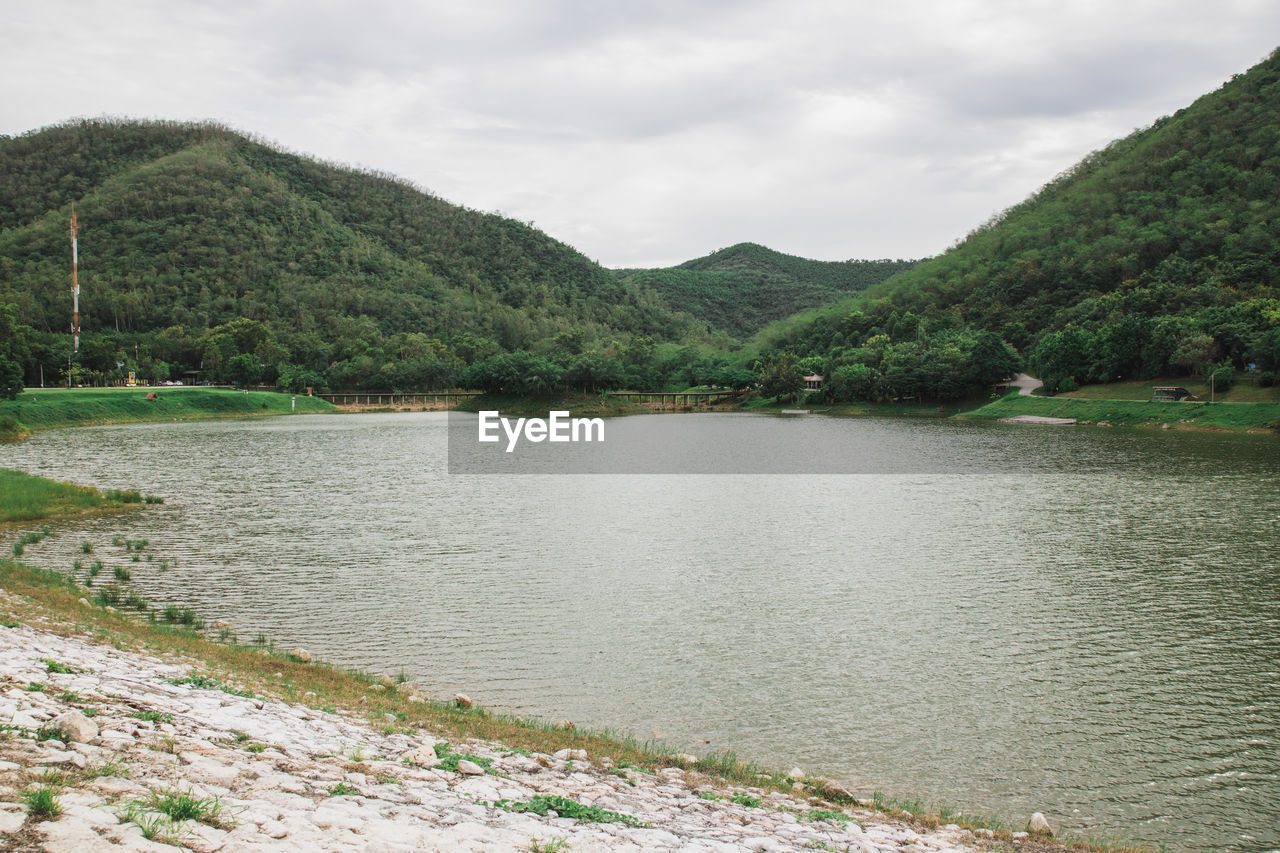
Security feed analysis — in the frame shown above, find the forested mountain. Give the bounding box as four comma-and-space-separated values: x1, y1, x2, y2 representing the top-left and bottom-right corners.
615, 243, 915, 337
761, 47, 1280, 399
0, 119, 705, 390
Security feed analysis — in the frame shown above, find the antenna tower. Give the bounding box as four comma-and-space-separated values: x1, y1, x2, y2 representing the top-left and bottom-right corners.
70, 206, 81, 352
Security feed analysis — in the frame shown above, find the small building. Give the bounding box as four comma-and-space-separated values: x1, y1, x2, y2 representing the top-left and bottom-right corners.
1152, 386, 1193, 402
803, 373, 824, 390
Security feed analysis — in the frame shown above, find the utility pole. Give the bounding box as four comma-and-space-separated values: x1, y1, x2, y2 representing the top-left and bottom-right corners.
68, 206, 81, 387
70, 206, 80, 353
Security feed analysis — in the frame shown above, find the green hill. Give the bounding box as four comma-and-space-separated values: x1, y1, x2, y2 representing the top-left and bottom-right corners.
615, 243, 915, 337
0, 119, 705, 390
762, 47, 1280, 400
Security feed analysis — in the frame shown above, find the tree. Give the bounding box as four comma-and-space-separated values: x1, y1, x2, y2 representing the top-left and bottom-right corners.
226, 353, 262, 390
0, 303, 30, 399
757, 352, 804, 402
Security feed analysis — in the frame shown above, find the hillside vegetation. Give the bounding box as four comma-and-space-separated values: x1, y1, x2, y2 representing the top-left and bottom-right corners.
616, 243, 915, 337
0, 120, 708, 392
761, 48, 1280, 402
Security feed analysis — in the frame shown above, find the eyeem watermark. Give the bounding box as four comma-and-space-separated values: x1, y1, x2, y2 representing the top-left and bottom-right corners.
478, 410, 605, 452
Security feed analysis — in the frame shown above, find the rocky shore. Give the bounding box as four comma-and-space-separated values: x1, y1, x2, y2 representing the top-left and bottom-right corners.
0, 612, 1010, 852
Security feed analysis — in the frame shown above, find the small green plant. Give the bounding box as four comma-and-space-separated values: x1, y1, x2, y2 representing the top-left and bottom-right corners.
114, 565, 132, 582
112, 534, 124, 547
807, 808, 848, 825
25, 682, 46, 692
432, 741, 493, 773
72, 558, 83, 573
328, 781, 358, 796
245, 743, 267, 753
41, 657, 76, 674
95, 585, 123, 607
130, 552, 141, 563
89, 560, 103, 577
228, 730, 252, 743
146, 788, 228, 825
494, 795, 644, 826
22, 785, 63, 819
730, 792, 761, 808
169, 674, 220, 689
144, 495, 164, 504
91, 757, 129, 778
529, 838, 570, 853
133, 711, 174, 724
35, 722, 67, 742
12, 541, 23, 556
123, 592, 149, 610
80, 541, 93, 553
696, 791, 720, 800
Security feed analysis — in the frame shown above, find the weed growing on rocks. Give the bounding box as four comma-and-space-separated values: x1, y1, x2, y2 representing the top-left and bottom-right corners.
494, 794, 645, 827
22, 784, 63, 819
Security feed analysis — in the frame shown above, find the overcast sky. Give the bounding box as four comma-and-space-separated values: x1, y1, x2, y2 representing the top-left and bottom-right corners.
3, 2, 1278, 268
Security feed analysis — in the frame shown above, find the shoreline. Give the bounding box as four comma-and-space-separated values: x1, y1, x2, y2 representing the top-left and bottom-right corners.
0, 553, 1107, 852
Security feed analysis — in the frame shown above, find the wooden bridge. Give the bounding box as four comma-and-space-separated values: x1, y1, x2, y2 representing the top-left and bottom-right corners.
607, 390, 747, 407
315, 392, 482, 407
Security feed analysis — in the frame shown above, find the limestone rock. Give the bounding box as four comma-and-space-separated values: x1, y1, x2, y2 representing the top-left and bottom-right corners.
453, 693, 474, 709
402, 746, 439, 768
1029, 812, 1053, 835
787, 766, 806, 780
288, 647, 312, 663
52, 710, 98, 743
456, 759, 485, 776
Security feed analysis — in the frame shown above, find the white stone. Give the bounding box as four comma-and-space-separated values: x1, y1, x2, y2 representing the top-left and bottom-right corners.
0, 809, 23, 834
1029, 812, 1053, 834
52, 709, 99, 743
456, 759, 485, 775
288, 647, 312, 663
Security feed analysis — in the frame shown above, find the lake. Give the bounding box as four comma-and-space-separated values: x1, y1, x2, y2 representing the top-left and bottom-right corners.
2, 412, 1277, 851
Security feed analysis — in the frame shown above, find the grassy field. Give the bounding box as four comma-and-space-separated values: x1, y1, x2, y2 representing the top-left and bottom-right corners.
0, 387, 337, 439
1055, 376, 1280, 403
959, 392, 1280, 431
0, 468, 155, 523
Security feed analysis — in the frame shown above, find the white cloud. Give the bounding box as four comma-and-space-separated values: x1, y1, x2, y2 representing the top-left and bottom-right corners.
2, 0, 1277, 267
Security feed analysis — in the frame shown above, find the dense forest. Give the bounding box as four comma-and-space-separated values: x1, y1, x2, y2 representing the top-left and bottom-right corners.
759, 48, 1280, 402
0, 120, 731, 393
615, 243, 916, 337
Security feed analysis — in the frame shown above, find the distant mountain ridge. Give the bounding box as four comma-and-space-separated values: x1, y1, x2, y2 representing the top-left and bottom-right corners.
0, 119, 702, 352
615, 243, 916, 337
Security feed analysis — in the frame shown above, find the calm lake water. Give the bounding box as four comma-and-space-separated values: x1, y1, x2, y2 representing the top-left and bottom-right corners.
3, 412, 1278, 851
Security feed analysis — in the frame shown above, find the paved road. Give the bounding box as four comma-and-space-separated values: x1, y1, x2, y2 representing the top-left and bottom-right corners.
1008, 373, 1044, 396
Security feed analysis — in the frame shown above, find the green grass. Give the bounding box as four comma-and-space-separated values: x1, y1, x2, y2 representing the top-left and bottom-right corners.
22, 784, 63, 819
328, 781, 359, 796
0, 386, 337, 437
1056, 376, 1280, 404
958, 391, 1280, 431
0, 467, 151, 523
493, 794, 645, 826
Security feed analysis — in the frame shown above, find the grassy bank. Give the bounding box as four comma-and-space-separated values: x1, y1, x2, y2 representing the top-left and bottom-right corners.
959, 392, 1280, 431
1055, 376, 1280, 404
741, 394, 976, 418
0, 468, 157, 523
0, 387, 337, 438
